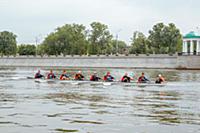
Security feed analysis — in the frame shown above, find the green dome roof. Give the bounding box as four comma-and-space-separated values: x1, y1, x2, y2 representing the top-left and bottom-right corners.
183, 31, 200, 39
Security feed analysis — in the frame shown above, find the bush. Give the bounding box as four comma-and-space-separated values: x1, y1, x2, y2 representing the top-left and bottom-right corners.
18, 44, 36, 56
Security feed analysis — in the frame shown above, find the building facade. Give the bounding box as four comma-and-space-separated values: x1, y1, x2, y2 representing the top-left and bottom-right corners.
182, 31, 200, 55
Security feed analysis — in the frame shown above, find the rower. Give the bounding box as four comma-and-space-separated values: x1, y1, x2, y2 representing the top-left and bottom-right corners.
103, 72, 114, 82
121, 73, 133, 82
60, 70, 70, 80
138, 72, 149, 83
74, 71, 84, 80
155, 74, 165, 84
35, 70, 44, 79
47, 70, 56, 79
90, 71, 101, 81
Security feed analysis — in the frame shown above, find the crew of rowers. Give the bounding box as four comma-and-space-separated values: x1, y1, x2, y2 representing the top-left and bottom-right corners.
35, 70, 165, 84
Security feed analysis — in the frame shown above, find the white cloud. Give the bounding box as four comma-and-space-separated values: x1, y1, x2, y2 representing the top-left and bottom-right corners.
0, 0, 200, 44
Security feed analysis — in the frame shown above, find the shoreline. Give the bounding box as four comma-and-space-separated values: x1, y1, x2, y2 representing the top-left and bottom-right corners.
1, 66, 200, 70
0, 55, 199, 70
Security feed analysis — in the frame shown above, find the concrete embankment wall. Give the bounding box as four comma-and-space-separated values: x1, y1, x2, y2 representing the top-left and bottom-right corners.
177, 56, 200, 69
0, 55, 178, 69
0, 55, 199, 69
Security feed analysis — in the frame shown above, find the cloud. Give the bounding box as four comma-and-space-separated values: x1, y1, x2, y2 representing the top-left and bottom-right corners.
0, 0, 200, 44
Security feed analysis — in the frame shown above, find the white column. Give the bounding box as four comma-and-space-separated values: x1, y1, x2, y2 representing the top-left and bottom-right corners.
190, 40, 194, 55
199, 41, 200, 54
185, 41, 187, 54
182, 41, 185, 54
197, 40, 200, 55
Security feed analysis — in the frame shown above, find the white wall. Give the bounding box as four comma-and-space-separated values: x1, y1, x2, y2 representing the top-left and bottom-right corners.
0, 55, 178, 69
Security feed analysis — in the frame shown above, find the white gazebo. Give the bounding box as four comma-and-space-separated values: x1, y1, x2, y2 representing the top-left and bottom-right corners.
182, 31, 200, 55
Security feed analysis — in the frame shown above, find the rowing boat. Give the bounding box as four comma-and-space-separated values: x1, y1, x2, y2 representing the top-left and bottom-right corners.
131, 83, 166, 87
34, 79, 115, 85
34, 79, 88, 84
33, 78, 166, 86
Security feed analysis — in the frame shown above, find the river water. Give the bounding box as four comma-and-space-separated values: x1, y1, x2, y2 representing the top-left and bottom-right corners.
0, 67, 200, 133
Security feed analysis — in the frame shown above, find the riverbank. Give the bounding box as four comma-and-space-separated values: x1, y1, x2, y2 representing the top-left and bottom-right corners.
0, 54, 199, 69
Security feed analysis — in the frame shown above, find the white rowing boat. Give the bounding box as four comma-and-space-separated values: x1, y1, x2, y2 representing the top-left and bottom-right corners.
60, 80, 91, 85
34, 78, 116, 85
131, 83, 167, 87
33, 79, 166, 86
34, 78, 55, 82
34, 79, 91, 85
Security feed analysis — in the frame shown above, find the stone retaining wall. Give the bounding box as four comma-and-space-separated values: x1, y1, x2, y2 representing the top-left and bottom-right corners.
0, 55, 177, 69
0, 55, 199, 69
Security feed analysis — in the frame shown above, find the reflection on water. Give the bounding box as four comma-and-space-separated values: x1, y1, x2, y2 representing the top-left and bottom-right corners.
46, 93, 108, 103
0, 67, 200, 133
55, 128, 78, 132
135, 89, 200, 125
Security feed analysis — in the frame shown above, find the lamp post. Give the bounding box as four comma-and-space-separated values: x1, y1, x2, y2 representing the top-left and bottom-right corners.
197, 27, 200, 34
116, 29, 122, 55
35, 34, 42, 45
35, 34, 42, 56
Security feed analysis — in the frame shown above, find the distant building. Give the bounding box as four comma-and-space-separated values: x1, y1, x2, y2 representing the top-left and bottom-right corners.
182, 31, 200, 55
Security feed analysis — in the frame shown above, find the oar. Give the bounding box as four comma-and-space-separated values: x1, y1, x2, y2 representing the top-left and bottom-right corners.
27, 76, 34, 79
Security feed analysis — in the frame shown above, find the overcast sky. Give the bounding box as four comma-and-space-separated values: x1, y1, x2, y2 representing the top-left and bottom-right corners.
0, 0, 199, 44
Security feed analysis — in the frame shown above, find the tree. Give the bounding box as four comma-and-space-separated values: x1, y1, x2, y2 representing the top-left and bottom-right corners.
0, 31, 17, 56
88, 22, 113, 55
111, 40, 127, 54
18, 44, 36, 55
42, 32, 60, 55
130, 31, 149, 54
148, 23, 181, 54
36, 44, 45, 56
163, 23, 182, 54
148, 23, 165, 54
42, 23, 88, 56
176, 36, 182, 53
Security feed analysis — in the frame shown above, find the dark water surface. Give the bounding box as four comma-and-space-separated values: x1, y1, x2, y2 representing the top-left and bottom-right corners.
0, 67, 200, 133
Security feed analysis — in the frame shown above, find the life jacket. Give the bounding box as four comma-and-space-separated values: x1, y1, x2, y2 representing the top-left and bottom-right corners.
138, 76, 148, 83
90, 75, 101, 81
60, 74, 69, 80
35, 73, 43, 79
47, 73, 56, 79
75, 74, 84, 80
121, 76, 131, 82
104, 75, 114, 82
155, 77, 165, 84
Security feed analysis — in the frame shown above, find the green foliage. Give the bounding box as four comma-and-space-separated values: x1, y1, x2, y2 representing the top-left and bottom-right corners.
42, 23, 88, 56
36, 44, 45, 56
111, 40, 127, 54
0, 31, 17, 56
148, 23, 182, 54
30, 22, 183, 56
130, 31, 150, 54
176, 36, 182, 53
0, 22, 184, 56
130, 23, 182, 54
18, 44, 36, 55
88, 22, 113, 55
